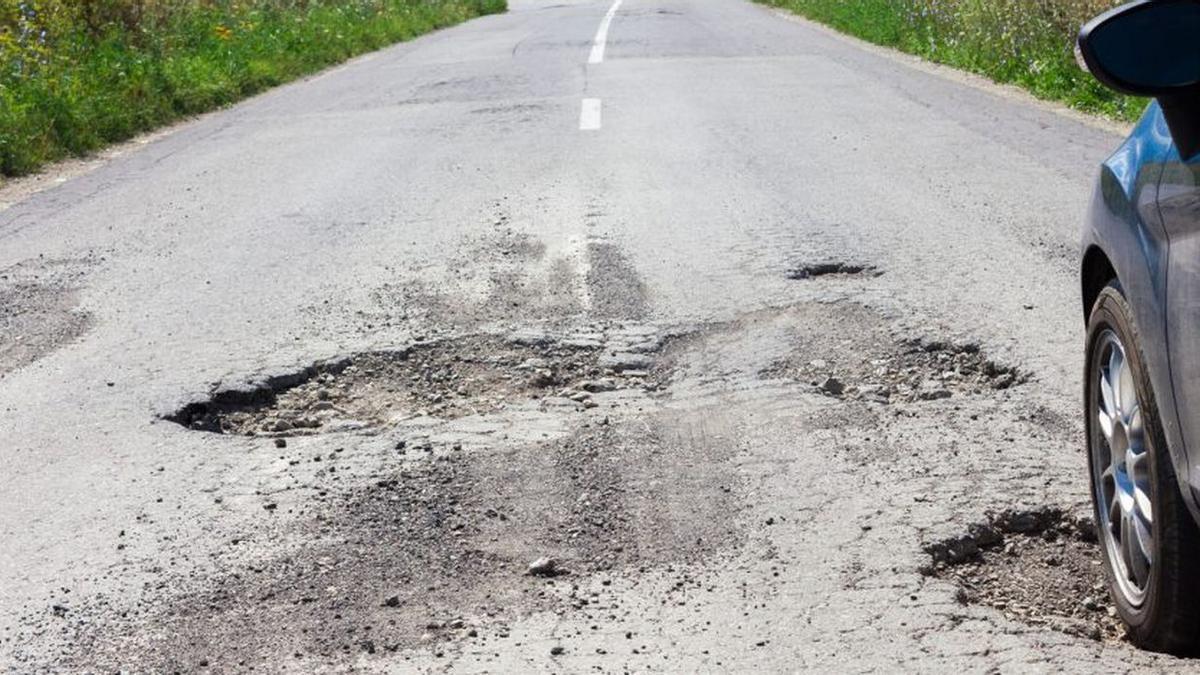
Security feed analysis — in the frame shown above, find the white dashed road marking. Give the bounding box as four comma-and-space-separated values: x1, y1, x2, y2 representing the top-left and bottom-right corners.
588, 0, 623, 64
580, 98, 603, 130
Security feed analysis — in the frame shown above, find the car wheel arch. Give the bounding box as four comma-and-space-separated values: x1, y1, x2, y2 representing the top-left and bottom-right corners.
1082, 244, 1118, 320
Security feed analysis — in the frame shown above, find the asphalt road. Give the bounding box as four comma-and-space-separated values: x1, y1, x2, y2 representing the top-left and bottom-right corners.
0, 0, 1187, 671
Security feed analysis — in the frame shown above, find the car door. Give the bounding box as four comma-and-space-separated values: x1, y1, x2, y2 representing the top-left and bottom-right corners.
1158, 137, 1200, 492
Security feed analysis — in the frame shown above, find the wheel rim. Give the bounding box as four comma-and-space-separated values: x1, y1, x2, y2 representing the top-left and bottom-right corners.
1092, 328, 1153, 607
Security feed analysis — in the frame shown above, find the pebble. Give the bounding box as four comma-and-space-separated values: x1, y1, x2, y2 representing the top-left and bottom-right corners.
527, 557, 562, 577
528, 371, 556, 388
581, 379, 617, 393
819, 377, 844, 396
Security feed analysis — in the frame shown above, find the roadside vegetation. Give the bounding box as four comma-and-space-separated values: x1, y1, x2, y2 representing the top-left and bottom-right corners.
757, 0, 1146, 122
0, 0, 505, 177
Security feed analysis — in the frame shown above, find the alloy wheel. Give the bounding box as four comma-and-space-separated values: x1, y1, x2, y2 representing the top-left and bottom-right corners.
1093, 328, 1154, 607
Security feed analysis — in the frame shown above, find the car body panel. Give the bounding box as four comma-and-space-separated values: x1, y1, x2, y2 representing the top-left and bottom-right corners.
1157, 124, 1200, 510
1081, 101, 1200, 517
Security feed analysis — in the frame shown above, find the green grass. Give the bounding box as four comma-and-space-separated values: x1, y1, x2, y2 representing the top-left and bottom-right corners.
0, 0, 506, 177
756, 0, 1146, 123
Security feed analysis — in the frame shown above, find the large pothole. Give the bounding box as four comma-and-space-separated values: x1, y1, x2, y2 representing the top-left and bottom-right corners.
922, 507, 1122, 642
167, 335, 666, 435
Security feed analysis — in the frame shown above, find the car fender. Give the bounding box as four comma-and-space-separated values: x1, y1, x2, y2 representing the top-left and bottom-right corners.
1082, 102, 1198, 519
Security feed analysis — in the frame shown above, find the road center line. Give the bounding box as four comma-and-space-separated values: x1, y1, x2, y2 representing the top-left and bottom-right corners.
580, 98, 602, 130
588, 0, 623, 64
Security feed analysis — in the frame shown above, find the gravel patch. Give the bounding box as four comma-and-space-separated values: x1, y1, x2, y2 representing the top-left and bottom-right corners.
923, 507, 1124, 643
168, 335, 666, 435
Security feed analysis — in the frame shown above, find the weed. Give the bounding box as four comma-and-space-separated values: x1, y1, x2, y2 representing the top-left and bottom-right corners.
0, 0, 506, 176
757, 0, 1145, 122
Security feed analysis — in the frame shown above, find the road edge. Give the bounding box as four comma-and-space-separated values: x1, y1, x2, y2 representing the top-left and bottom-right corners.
0, 11, 504, 216
758, 4, 1134, 138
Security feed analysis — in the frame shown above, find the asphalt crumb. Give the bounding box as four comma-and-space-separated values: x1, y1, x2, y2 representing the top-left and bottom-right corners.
168, 334, 664, 435
923, 506, 1123, 643
760, 303, 1027, 402
586, 241, 650, 321
33, 421, 742, 672
0, 257, 94, 378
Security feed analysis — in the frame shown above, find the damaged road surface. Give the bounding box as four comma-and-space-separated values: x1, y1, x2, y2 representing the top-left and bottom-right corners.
0, 0, 1188, 672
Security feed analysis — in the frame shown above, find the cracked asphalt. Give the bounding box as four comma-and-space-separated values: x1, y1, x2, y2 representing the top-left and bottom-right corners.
0, 0, 1191, 671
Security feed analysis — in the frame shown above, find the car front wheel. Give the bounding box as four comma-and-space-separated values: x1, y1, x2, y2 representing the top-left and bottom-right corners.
1086, 283, 1200, 654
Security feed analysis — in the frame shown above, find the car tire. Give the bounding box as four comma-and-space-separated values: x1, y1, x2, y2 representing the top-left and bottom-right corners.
1086, 282, 1200, 654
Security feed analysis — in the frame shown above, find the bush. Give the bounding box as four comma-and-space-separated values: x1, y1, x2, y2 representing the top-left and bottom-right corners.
757, 0, 1145, 121
0, 0, 506, 176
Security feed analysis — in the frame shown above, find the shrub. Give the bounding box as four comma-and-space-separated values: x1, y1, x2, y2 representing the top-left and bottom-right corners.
0, 0, 506, 176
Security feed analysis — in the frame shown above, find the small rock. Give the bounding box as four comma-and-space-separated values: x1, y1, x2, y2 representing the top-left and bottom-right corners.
819, 377, 844, 396
383, 595, 401, 608
581, 379, 617, 393
967, 522, 1002, 547
528, 370, 557, 388
1051, 617, 1102, 641
527, 557, 563, 577
550, 646, 565, 656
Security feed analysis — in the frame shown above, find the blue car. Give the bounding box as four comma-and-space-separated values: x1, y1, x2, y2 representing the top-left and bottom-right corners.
1078, 0, 1200, 653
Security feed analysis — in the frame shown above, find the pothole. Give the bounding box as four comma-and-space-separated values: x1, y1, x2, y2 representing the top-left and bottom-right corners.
922, 507, 1122, 642
785, 261, 880, 280
761, 303, 1027, 404
167, 335, 665, 435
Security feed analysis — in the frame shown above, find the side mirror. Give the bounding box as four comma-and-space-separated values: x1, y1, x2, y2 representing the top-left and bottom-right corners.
1079, 0, 1200, 158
